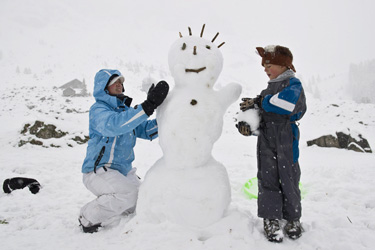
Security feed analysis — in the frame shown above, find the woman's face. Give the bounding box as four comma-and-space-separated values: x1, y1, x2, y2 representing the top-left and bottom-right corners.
107, 79, 123, 95
264, 63, 287, 80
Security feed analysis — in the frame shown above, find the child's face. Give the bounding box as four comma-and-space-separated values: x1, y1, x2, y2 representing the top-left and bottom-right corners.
263, 64, 287, 80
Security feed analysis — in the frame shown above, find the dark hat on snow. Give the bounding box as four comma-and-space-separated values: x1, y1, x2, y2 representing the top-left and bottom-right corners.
256, 45, 296, 72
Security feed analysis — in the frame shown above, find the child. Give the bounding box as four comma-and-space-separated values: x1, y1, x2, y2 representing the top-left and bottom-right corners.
237, 45, 307, 242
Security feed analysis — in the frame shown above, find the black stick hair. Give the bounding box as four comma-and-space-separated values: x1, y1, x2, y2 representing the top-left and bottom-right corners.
218, 42, 225, 48
200, 24, 205, 37
178, 25, 225, 49
211, 32, 219, 42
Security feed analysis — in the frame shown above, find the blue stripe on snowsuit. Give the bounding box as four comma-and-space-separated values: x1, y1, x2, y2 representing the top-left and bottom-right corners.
261, 78, 303, 116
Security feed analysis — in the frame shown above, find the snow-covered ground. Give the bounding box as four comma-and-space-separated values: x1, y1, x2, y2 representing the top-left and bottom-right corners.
1, 1, 375, 249
1, 84, 375, 250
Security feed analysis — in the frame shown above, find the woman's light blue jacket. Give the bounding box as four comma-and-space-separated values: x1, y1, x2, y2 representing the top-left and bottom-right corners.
81, 69, 158, 176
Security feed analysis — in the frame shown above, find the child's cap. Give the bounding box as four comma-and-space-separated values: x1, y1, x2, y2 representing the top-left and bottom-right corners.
256, 45, 296, 72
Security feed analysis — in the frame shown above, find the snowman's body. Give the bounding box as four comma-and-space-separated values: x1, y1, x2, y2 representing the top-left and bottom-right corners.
136, 29, 242, 228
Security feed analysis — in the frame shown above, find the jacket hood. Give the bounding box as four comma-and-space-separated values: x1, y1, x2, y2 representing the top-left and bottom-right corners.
93, 69, 123, 108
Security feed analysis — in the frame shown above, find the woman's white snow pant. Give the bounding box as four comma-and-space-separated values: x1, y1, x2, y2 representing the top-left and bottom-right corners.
79, 167, 140, 227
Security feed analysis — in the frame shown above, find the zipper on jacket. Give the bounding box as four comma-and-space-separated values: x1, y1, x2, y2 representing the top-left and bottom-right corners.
94, 146, 106, 173
149, 132, 158, 141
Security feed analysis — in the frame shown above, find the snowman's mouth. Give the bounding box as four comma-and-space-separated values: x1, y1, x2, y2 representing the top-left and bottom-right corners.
185, 67, 206, 73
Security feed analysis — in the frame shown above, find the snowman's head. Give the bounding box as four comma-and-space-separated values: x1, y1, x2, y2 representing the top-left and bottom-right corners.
168, 25, 224, 88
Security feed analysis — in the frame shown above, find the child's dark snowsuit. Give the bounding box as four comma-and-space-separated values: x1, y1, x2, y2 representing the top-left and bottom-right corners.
257, 70, 306, 221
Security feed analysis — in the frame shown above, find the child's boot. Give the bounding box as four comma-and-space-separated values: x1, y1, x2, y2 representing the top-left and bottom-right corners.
263, 219, 283, 243
284, 220, 303, 239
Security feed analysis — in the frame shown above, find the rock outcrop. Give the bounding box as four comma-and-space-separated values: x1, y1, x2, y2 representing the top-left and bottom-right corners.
19, 120, 89, 147
307, 131, 372, 153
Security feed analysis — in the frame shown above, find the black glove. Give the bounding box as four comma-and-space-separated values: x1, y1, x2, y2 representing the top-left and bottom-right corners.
236, 121, 252, 136
240, 95, 262, 112
142, 81, 169, 116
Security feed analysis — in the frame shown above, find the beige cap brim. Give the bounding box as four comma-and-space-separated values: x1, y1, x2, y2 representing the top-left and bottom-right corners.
108, 75, 125, 87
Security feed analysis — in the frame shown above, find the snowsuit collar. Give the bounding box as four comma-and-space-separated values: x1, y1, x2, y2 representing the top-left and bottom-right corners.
268, 69, 295, 83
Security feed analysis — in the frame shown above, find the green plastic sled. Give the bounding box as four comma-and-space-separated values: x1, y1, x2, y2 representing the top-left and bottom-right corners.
242, 177, 306, 200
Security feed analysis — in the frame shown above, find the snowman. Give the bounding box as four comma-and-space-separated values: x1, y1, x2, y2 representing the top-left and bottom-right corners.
136, 25, 242, 228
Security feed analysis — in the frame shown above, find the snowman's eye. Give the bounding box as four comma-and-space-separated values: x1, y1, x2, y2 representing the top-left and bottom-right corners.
206, 45, 211, 50
182, 43, 186, 50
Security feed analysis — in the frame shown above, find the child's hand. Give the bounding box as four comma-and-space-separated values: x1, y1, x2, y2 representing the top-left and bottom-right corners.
240, 98, 255, 111
240, 96, 262, 111
236, 121, 252, 136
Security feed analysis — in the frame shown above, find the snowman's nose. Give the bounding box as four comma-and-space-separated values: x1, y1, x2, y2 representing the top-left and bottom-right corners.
193, 46, 197, 55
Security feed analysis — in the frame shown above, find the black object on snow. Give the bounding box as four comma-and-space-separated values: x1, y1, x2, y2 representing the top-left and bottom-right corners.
3, 177, 41, 194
